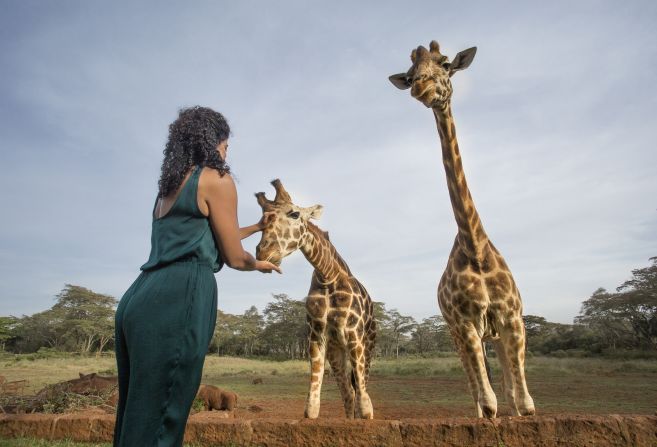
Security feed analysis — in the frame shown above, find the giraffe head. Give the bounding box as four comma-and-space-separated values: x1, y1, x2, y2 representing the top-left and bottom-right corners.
389, 41, 477, 108
255, 179, 323, 266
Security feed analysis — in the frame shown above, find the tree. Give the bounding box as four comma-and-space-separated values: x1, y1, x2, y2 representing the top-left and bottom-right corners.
373, 302, 394, 357
261, 294, 307, 359
615, 257, 657, 349
52, 284, 117, 354
385, 309, 416, 358
241, 306, 265, 355
523, 315, 549, 339
212, 306, 266, 356
411, 315, 453, 354
10, 308, 67, 352
0, 316, 18, 351
212, 310, 240, 355
576, 258, 657, 351
575, 288, 635, 350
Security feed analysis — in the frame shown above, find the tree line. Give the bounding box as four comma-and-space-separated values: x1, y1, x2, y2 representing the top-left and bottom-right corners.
1, 257, 655, 358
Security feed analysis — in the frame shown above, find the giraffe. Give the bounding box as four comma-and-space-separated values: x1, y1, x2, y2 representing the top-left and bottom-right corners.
388, 41, 535, 418
254, 179, 376, 419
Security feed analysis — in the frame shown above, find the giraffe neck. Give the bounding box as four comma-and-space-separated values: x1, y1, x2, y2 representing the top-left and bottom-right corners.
300, 222, 351, 284
433, 105, 488, 259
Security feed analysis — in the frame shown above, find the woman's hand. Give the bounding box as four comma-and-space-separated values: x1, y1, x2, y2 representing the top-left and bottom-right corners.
257, 211, 276, 230
256, 260, 282, 274
238, 212, 276, 240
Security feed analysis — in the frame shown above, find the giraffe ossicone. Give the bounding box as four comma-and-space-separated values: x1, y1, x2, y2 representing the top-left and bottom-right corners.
255, 179, 377, 419
389, 40, 535, 418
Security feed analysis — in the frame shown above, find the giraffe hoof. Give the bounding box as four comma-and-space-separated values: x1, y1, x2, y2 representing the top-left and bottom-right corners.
304, 408, 320, 419
482, 405, 497, 419
520, 407, 536, 416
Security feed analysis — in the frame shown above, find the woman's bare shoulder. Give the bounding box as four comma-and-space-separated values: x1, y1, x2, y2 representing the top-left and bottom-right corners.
199, 167, 236, 197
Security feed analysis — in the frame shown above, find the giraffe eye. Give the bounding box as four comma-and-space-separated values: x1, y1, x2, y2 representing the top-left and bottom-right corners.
287, 211, 300, 219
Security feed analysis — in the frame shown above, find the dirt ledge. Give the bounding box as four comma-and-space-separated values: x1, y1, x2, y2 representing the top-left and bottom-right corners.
0, 413, 655, 446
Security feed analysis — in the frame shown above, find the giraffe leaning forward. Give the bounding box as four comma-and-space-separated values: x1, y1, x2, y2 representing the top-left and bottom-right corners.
389, 41, 535, 418
254, 179, 376, 419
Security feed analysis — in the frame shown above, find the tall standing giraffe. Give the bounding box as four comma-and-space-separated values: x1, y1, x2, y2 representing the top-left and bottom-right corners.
254, 180, 376, 419
389, 41, 535, 418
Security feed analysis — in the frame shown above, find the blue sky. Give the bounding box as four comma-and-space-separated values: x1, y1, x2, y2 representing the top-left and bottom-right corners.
1, 1, 656, 323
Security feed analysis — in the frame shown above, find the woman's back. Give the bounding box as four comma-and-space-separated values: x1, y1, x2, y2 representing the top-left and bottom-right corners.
141, 166, 223, 272
114, 106, 278, 447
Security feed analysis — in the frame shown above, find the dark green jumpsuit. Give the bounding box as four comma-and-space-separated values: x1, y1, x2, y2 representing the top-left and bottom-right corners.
113, 166, 222, 447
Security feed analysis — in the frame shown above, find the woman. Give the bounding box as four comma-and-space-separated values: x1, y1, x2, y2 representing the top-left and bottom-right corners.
113, 106, 279, 446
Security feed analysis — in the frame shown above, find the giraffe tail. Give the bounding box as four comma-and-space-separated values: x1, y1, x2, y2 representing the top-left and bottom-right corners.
350, 369, 357, 392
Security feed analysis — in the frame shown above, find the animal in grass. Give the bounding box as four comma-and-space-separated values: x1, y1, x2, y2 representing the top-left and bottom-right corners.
389, 41, 535, 418
71, 373, 118, 394
255, 180, 376, 420
36, 372, 118, 399
252, 377, 263, 384
196, 384, 238, 411
31, 372, 118, 412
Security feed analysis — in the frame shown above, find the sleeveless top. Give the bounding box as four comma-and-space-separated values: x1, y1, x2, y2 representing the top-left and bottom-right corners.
140, 166, 224, 273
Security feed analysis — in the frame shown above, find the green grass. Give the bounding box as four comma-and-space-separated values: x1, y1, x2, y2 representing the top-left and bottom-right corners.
2, 354, 657, 445
2, 353, 657, 417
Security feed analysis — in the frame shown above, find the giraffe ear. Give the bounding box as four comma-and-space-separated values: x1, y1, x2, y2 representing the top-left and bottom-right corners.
304, 205, 323, 220
388, 73, 412, 90
449, 47, 477, 76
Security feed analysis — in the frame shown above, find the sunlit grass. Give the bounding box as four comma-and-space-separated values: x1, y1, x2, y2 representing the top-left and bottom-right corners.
2, 353, 656, 417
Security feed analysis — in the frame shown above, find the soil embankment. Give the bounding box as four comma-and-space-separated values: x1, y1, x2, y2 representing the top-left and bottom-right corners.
1, 413, 656, 446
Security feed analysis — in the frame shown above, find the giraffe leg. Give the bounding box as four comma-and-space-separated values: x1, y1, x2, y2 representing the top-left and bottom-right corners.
492, 338, 519, 416
499, 321, 535, 416
363, 327, 375, 386
326, 342, 355, 418
453, 325, 497, 418
304, 330, 327, 419
347, 336, 373, 419
451, 327, 483, 417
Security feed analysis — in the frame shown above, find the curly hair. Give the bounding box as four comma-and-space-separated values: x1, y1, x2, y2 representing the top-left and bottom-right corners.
158, 106, 231, 197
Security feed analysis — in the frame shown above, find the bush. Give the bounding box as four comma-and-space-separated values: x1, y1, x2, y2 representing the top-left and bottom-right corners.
191, 397, 205, 413
548, 349, 591, 358
601, 349, 657, 360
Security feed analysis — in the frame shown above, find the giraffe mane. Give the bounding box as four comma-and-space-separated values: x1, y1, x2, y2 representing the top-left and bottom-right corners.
306, 221, 352, 276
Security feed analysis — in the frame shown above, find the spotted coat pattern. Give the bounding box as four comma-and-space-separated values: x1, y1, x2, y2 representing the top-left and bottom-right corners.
255, 180, 376, 419
390, 41, 536, 418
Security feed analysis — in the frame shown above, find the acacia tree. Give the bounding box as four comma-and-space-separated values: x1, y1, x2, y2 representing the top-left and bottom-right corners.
373, 302, 394, 356
212, 310, 242, 355
52, 284, 117, 354
11, 308, 67, 352
212, 306, 265, 356
616, 257, 657, 349
386, 309, 416, 358
261, 294, 307, 359
0, 316, 18, 351
575, 288, 635, 350
241, 306, 265, 355
576, 257, 657, 351
411, 315, 452, 354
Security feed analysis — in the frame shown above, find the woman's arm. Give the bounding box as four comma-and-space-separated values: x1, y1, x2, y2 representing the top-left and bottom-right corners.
239, 212, 274, 240
239, 224, 261, 240
202, 170, 280, 273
